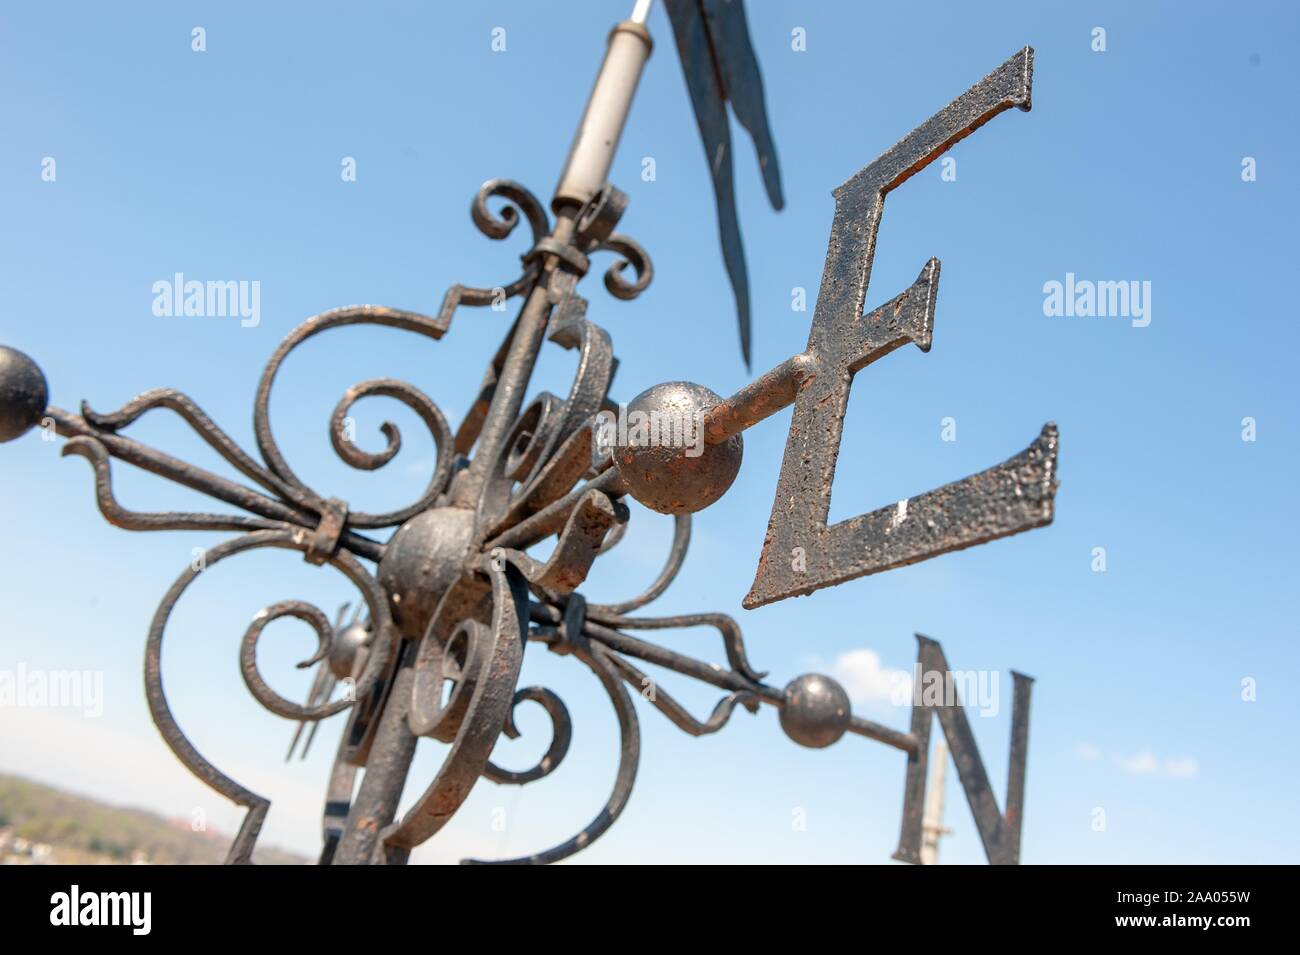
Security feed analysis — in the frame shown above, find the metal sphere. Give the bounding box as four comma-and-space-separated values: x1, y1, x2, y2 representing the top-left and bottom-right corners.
328, 621, 371, 679
779, 673, 852, 749
377, 507, 476, 639
610, 381, 742, 515
0, 346, 49, 443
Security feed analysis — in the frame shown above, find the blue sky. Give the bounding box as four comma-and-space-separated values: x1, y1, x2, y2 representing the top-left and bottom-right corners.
1, 0, 1296, 864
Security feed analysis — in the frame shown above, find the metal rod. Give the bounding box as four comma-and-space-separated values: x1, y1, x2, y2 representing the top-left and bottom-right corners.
553, 19, 653, 210
332, 661, 419, 865
701, 353, 815, 445
576, 617, 918, 755
48, 406, 384, 562
333, 12, 660, 859
450, 259, 563, 509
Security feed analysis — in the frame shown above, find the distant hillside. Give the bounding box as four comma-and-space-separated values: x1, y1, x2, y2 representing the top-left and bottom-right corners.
0, 773, 308, 865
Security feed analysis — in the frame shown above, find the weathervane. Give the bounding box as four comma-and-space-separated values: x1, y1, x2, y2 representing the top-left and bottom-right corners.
0, 0, 1057, 865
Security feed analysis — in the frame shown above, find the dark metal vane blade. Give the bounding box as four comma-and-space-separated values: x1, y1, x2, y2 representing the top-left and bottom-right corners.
665, 0, 783, 370
701, 0, 784, 211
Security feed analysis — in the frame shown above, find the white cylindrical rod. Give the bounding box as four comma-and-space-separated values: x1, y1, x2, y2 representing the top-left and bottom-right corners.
552, 19, 653, 210
920, 739, 949, 865
630, 0, 654, 24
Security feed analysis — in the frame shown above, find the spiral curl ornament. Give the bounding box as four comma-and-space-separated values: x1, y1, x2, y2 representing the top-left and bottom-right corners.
254, 305, 457, 529
470, 178, 550, 244
382, 557, 531, 854
437, 179, 551, 323
463, 640, 639, 866
144, 529, 395, 864
482, 686, 573, 786
239, 601, 367, 723
408, 618, 489, 743
594, 233, 653, 301
327, 377, 454, 527
587, 512, 691, 615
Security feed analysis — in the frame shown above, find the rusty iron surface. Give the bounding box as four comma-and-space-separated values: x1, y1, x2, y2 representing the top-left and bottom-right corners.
0, 47, 1054, 866
709, 46, 1058, 610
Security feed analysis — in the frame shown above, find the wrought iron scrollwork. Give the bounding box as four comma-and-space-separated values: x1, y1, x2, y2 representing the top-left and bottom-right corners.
437, 179, 551, 325
40, 293, 470, 864
2, 44, 1055, 867
144, 529, 397, 864
594, 233, 653, 301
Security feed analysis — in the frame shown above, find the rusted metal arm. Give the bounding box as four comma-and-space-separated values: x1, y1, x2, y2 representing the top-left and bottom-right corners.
701, 352, 816, 445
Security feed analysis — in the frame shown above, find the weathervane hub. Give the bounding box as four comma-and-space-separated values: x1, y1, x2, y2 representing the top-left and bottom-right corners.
378, 506, 477, 640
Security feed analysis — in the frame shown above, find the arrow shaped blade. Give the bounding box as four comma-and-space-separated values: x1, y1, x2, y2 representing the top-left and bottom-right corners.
701, 0, 784, 211
665, 0, 783, 369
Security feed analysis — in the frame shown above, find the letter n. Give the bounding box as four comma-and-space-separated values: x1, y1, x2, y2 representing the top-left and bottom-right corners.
893, 635, 1032, 865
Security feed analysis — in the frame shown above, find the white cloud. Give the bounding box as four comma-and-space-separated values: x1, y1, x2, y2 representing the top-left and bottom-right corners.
1075, 744, 1199, 780
1119, 750, 1160, 775
828, 648, 911, 707
1115, 749, 1199, 780
1163, 757, 1200, 780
